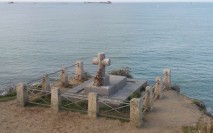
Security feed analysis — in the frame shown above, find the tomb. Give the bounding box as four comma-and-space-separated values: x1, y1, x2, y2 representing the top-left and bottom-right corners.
83, 52, 147, 99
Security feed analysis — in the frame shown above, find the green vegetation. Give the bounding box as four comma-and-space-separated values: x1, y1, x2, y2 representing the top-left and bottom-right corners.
182, 126, 198, 133
128, 92, 141, 101
192, 99, 206, 111
0, 91, 17, 102
110, 67, 133, 78
182, 123, 213, 133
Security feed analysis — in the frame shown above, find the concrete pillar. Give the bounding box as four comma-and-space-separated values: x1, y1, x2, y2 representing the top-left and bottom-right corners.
154, 77, 162, 99
130, 98, 143, 128
88, 92, 99, 118
60, 67, 69, 87
75, 61, 84, 81
16, 83, 28, 107
51, 87, 61, 113
144, 86, 154, 111
42, 74, 51, 91
163, 68, 171, 90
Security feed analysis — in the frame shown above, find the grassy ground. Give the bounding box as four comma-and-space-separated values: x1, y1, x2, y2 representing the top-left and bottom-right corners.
0, 92, 16, 102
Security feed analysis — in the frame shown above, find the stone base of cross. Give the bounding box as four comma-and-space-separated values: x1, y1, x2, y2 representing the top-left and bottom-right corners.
92, 53, 111, 86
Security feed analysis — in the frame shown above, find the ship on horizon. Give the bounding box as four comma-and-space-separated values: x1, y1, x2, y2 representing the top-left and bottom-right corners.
84, 1, 112, 4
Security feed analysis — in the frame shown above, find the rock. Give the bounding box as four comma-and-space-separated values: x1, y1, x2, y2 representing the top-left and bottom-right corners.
171, 85, 180, 92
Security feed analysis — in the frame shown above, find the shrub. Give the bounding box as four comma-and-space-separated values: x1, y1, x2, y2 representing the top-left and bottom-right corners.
192, 99, 206, 111
110, 67, 133, 78
128, 92, 141, 100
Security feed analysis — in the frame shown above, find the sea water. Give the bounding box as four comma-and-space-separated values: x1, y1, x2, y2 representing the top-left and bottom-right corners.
0, 2, 213, 114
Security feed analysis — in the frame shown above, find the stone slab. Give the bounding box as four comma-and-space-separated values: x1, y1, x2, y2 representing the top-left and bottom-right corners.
65, 78, 93, 94
84, 75, 127, 96
110, 79, 147, 100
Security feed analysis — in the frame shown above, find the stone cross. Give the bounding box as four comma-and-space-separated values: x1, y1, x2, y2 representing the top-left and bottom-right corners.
92, 53, 111, 86
92, 53, 111, 77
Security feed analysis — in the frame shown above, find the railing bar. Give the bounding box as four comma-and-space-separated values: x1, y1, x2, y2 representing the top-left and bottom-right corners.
102, 105, 130, 114
60, 107, 87, 112
61, 96, 87, 110
26, 77, 43, 85
28, 102, 51, 106
100, 102, 127, 118
98, 114, 129, 121
65, 64, 77, 69
47, 70, 62, 76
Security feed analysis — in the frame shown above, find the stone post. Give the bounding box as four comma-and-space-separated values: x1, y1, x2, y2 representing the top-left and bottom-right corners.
75, 61, 84, 81
51, 87, 61, 113
163, 68, 171, 90
88, 92, 99, 118
130, 98, 143, 128
60, 67, 69, 87
154, 77, 162, 99
16, 83, 28, 107
42, 74, 51, 91
144, 86, 154, 111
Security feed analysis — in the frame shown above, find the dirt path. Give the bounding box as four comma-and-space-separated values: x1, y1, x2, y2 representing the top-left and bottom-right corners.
0, 90, 212, 133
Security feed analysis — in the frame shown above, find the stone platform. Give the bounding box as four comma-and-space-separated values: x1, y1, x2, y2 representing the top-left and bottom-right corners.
62, 75, 147, 101
84, 75, 127, 96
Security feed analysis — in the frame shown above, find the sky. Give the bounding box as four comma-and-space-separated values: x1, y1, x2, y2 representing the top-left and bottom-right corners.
0, 0, 213, 2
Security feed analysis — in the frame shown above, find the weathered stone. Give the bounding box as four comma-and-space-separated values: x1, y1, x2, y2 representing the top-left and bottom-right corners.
130, 98, 143, 128
51, 87, 61, 113
163, 68, 171, 90
16, 83, 28, 107
154, 77, 162, 99
88, 92, 99, 118
60, 67, 69, 87
85, 75, 127, 96
92, 53, 111, 86
75, 61, 84, 80
144, 86, 154, 111
42, 74, 51, 91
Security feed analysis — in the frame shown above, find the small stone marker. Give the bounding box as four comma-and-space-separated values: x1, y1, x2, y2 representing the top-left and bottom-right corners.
75, 61, 84, 80
154, 77, 162, 99
163, 68, 171, 90
51, 87, 61, 113
16, 83, 28, 107
60, 67, 69, 87
144, 86, 154, 111
130, 98, 143, 128
42, 74, 51, 91
92, 53, 111, 86
88, 92, 99, 118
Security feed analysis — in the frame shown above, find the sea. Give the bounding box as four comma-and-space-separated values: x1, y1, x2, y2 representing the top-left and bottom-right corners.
0, 2, 213, 115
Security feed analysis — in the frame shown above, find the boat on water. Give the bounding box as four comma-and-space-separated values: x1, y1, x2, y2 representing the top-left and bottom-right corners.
84, 1, 112, 4
8, 1, 14, 4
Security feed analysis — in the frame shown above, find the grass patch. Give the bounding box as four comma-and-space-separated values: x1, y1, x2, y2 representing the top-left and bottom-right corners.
110, 67, 133, 78
128, 92, 141, 101
0, 92, 17, 102
182, 126, 198, 133
182, 124, 212, 133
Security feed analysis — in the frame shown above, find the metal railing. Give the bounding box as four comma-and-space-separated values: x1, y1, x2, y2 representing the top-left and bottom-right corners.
60, 93, 88, 113
98, 97, 130, 121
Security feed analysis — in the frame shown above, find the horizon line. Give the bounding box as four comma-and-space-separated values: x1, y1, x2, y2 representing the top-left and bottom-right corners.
0, 0, 213, 3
